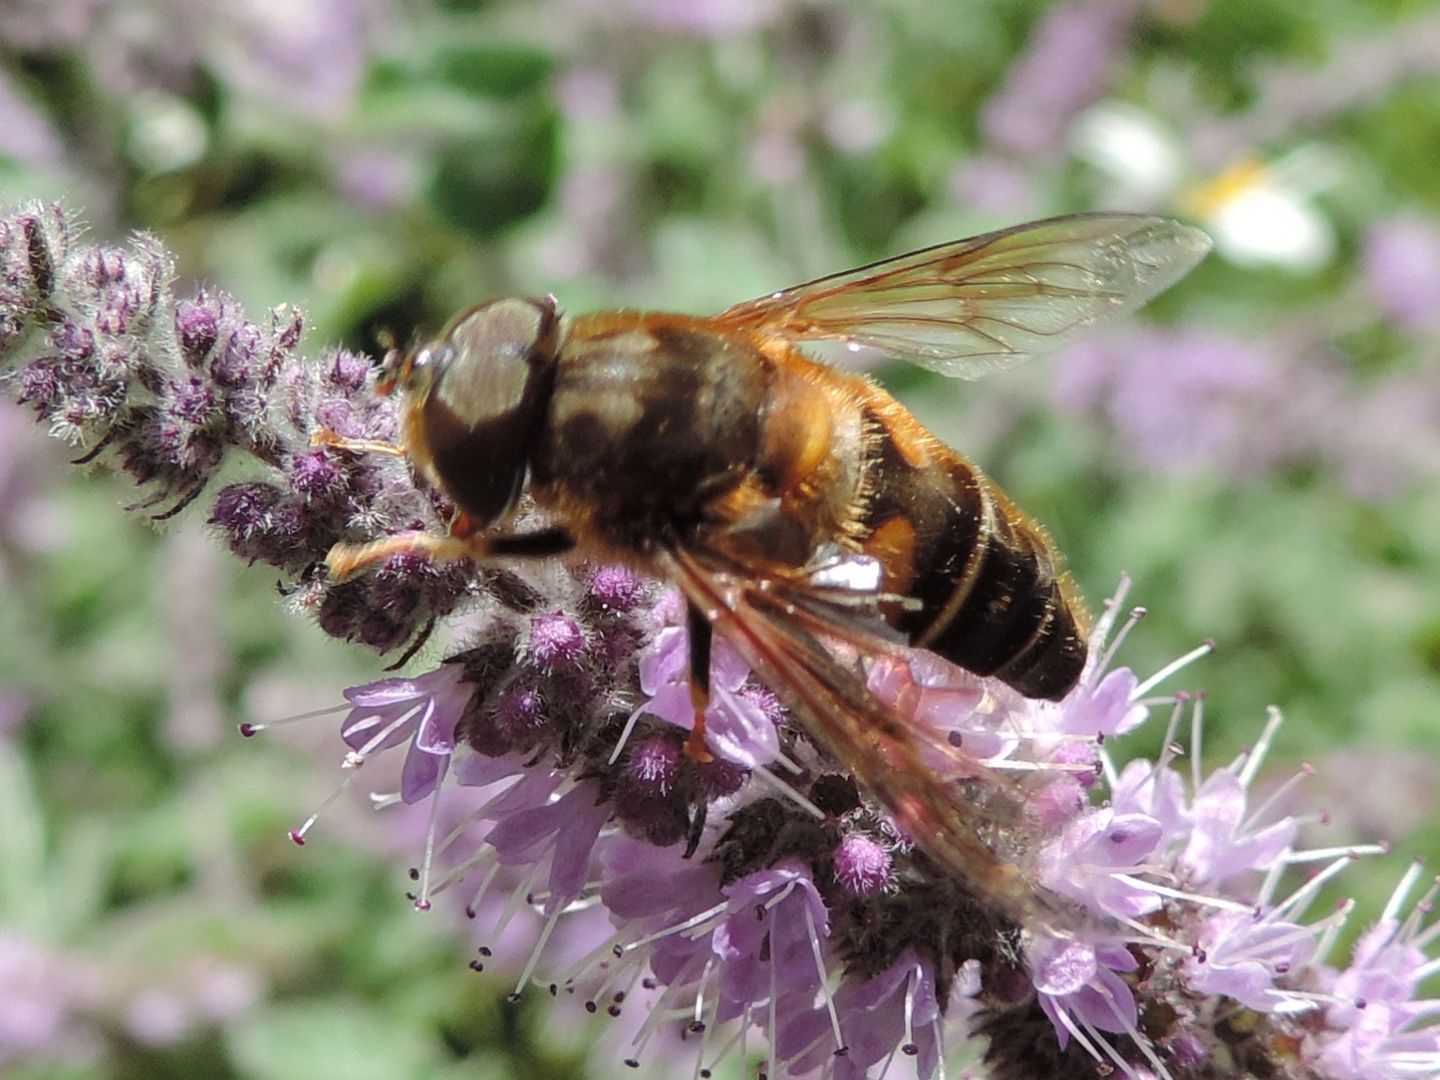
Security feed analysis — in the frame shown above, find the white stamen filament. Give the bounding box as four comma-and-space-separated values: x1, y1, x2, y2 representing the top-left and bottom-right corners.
698, 1024, 746, 1080
767, 949, 778, 1080
1190, 693, 1206, 794
550, 925, 633, 991
1093, 590, 1142, 675
1049, 1003, 1108, 1069
511, 905, 563, 999
347, 705, 426, 760
803, 901, 844, 1053
493, 862, 545, 939
289, 769, 360, 844
692, 956, 715, 1029
412, 765, 449, 910
607, 707, 644, 765
622, 902, 728, 953
241, 701, 349, 735
762, 880, 798, 913
1280, 843, 1387, 865
1270, 856, 1357, 920
1110, 874, 1257, 913
1236, 706, 1284, 787
590, 951, 648, 1017
901, 963, 917, 1053
1131, 641, 1213, 701
1383, 861, 1428, 924
1241, 764, 1313, 833
427, 846, 499, 899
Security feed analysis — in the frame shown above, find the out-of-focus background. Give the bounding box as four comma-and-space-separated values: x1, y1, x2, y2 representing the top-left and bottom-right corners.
2, 2, 1439, 1077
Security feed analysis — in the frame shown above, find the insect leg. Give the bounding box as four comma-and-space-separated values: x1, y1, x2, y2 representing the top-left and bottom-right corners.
484, 528, 577, 558
326, 532, 477, 580
311, 428, 407, 458
325, 527, 576, 581
683, 603, 715, 763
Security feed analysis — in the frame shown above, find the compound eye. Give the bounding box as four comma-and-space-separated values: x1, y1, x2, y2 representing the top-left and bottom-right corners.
440, 299, 549, 419
419, 297, 559, 526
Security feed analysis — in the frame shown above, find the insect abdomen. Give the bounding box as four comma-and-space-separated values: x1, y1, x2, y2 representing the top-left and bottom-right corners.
861, 413, 1088, 701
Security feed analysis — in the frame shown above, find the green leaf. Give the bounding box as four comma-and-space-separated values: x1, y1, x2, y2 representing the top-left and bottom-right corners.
226, 999, 444, 1080
432, 44, 554, 100
428, 109, 558, 238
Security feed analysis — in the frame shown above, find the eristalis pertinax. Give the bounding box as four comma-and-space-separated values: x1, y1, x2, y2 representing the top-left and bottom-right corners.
322, 213, 1210, 919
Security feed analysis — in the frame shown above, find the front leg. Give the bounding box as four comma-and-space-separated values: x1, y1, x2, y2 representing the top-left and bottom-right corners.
683, 603, 715, 763
326, 526, 576, 582
311, 427, 408, 458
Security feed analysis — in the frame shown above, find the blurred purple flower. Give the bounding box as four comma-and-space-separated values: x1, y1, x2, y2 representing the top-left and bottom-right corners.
950, 152, 1038, 215
210, 0, 387, 119
1340, 371, 1440, 499
116, 957, 263, 1048
0, 0, 103, 50
1362, 215, 1440, 337
1055, 326, 1327, 477
0, 72, 62, 168
980, 0, 1142, 161
0, 934, 90, 1064
0, 690, 27, 742
332, 147, 416, 212
1058, 320, 1440, 497
567, 0, 786, 36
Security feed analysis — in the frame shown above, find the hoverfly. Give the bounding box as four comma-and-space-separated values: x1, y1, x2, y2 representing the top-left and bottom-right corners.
324, 213, 1210, 917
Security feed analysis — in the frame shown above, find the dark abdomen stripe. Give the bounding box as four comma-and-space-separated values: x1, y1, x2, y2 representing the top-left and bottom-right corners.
861, 421, 1086, 701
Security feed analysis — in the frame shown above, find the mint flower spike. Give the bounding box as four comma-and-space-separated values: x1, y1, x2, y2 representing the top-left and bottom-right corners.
270, 573, 1427, 1080
0, 201, 480, 657
8, 200, 1440, 1078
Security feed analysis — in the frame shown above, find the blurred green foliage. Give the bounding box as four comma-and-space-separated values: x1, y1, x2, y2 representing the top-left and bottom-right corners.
3, 0, 1440, 1075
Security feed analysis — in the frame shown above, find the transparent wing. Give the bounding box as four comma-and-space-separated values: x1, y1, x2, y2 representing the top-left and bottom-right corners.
662, 544, 1064, 928
717, 213, 1211, 378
